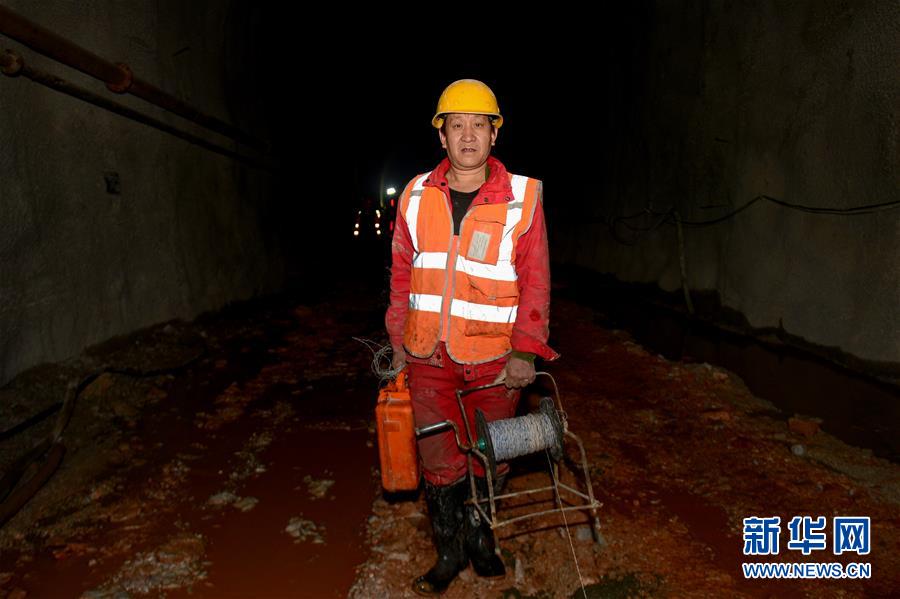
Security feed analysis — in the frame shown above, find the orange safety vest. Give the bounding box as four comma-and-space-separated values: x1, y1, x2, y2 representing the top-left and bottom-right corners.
399, 171, 542, 364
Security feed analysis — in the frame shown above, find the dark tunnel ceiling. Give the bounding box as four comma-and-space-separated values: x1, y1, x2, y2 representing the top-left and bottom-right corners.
249, 8, 654, 220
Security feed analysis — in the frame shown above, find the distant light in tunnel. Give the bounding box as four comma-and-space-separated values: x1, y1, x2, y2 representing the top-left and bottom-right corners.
355, 223, 359, 229
386, 187, 396, 196
353, 230, 359, 236
376, 229, 381, 235
375, 223, 380, 229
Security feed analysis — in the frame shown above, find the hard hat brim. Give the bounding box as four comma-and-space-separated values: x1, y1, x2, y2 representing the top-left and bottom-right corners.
432, 112, 504, 129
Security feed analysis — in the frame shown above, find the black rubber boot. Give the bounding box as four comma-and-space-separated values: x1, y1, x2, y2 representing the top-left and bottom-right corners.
465, 477, 506, 578
411, 480, 469, 595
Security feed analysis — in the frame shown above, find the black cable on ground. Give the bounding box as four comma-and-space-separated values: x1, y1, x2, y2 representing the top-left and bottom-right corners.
0, 350, 206, 528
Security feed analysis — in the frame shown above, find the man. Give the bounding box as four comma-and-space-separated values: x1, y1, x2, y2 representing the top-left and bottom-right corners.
386, 79, 558, 595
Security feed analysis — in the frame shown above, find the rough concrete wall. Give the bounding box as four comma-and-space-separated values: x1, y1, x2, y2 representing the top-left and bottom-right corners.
555, 0, 899, 367
0, 1, 282, 384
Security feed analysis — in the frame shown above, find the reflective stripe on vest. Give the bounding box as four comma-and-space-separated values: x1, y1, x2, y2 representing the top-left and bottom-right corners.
404, 173, 430, 254
409, 293, 518, 324
400, 172, 540, 364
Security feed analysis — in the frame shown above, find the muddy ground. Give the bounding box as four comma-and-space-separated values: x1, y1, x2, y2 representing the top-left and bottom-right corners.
0, 278, 898, 598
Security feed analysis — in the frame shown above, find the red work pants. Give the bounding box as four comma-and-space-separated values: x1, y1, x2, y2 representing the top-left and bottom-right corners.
408, 342, 521, 486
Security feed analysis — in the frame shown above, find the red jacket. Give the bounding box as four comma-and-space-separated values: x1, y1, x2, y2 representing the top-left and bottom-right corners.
386, 156, 559, 363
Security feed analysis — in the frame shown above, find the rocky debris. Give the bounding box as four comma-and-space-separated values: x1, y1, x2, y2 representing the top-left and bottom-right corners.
788, 415, 822, 438
386, 552, 410, 562
284, 517, 325, 545
233, 496, 259, 512
230, 447, 267, 482
574, 525, 594, 542
194, 383, 253, 430
208, 491, 239, 507
50, 541, 94, 561
699, 408, 733, 423
514, 557, 526, 586
349, 481, 595, 599
247, 431, 273, 451
84, 533, 207, 597
87, 479, 116, 503
104, 498, 143, 524
206, 491, 258, 512
146, 460, 190, 502
82, 373, 115, 402
303, 475, 335, 500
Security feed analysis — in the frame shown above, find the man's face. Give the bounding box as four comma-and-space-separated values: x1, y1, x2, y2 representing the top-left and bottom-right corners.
439, 113, 498, 170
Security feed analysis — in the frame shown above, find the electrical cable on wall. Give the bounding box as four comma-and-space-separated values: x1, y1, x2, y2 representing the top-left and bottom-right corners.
604, 194, 900, 245
595, 193, 900, 318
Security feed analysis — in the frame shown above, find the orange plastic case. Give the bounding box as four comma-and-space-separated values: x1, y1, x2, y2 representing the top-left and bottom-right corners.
375, 371, 419, 491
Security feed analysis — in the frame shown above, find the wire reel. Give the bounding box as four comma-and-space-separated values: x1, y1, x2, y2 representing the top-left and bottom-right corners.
474, 397, 565, 481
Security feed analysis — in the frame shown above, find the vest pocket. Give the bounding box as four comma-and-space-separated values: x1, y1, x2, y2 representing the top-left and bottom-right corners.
466, 275, 518, 303
462, 209, 506, 265
462, 276, 519, 337
464, 222, 503, 264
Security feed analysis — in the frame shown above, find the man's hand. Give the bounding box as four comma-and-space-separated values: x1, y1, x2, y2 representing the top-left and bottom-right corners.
391, 344, 407, 372
492, 356, 535, 389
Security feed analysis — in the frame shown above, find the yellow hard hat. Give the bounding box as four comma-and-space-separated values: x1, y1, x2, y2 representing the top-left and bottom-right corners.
432, 79, 503, 129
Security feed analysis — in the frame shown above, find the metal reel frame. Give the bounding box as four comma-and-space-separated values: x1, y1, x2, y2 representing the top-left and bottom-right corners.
457, 372, 602, 550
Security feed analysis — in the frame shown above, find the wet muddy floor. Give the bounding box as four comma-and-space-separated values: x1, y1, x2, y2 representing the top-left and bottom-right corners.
0, 271, 898, 598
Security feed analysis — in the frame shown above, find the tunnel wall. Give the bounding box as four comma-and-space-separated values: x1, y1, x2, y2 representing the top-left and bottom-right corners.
553, 0, 899, 371
0, 1, 282, 385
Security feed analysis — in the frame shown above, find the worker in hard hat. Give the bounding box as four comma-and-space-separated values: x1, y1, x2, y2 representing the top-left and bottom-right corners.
386, 79, 559, 595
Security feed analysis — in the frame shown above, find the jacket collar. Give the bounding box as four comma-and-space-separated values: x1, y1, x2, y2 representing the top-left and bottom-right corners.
424, 155, 514, 204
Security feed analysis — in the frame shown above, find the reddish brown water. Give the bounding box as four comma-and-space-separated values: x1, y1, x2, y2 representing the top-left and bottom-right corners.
557, 269, 900, 463
0, 286, 383, 598
174, 426, 375, 598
